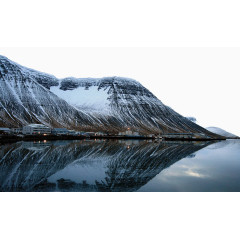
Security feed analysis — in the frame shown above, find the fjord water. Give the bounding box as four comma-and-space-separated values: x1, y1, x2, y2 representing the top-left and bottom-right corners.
0, 139, 239, 192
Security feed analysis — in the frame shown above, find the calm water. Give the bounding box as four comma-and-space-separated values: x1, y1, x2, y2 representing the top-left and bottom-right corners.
0, 139, 239, 192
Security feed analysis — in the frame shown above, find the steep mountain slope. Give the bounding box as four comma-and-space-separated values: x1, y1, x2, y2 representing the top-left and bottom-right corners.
0, 55, 95, 129
207, 127, 238, 138
50, 77, 219, 136
0, 55, 222, 137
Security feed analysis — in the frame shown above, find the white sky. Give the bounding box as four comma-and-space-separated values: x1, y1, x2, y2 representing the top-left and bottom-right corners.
0, 47, 239, 135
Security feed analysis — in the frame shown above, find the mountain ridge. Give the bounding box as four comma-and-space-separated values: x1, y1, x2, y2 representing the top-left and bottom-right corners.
207, 127, 238, 138
0, 55, 222, 138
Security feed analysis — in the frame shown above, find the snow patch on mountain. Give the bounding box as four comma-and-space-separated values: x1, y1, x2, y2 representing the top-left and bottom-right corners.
51, 84, 111, 114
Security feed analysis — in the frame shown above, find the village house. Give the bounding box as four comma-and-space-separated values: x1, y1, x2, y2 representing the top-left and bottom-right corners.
118, 130, 140, 136
22, 124, 51, 135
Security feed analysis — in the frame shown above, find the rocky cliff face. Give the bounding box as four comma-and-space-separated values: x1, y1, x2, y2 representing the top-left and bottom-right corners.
0, 55, 219, 137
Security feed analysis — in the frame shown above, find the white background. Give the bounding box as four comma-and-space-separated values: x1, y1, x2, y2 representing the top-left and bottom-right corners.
0, 0, 240, 240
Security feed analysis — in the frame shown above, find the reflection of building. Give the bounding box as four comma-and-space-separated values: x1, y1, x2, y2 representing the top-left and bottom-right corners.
22, 124, 51, 135
22, 141, 52, 150
52, 128, 69, 135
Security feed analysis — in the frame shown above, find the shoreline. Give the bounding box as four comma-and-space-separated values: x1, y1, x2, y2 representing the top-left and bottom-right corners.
0, 134, 227, 144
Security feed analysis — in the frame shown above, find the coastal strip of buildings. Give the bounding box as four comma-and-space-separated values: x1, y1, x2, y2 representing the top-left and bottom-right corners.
0, 124, 108, 137
0, 123, 212, 140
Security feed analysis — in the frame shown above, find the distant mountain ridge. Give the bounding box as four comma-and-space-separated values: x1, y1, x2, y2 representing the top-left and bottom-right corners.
207, 127, 238, 138
0, 55, 222, 137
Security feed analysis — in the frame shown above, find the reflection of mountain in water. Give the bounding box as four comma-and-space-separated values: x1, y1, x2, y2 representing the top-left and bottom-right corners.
0, 140, 212, 192
206, 139, 239, 150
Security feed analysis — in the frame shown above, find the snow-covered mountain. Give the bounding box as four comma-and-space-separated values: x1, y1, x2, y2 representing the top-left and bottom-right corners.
0, 55, 221, 137
0, 55, 96, 130
50, 77, 220, 136
206, 127, 238, 138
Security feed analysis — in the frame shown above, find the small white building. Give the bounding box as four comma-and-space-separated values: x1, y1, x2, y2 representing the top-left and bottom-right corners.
0, 127, 11, 134
118, 130, 140, 136
95, 132, 105, 136
68, 130, 77, 135
22, 124, 51, 135
125, 130, 133, 135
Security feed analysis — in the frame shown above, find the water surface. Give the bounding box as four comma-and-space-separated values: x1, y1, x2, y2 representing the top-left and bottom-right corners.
0, 139, 239, 192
